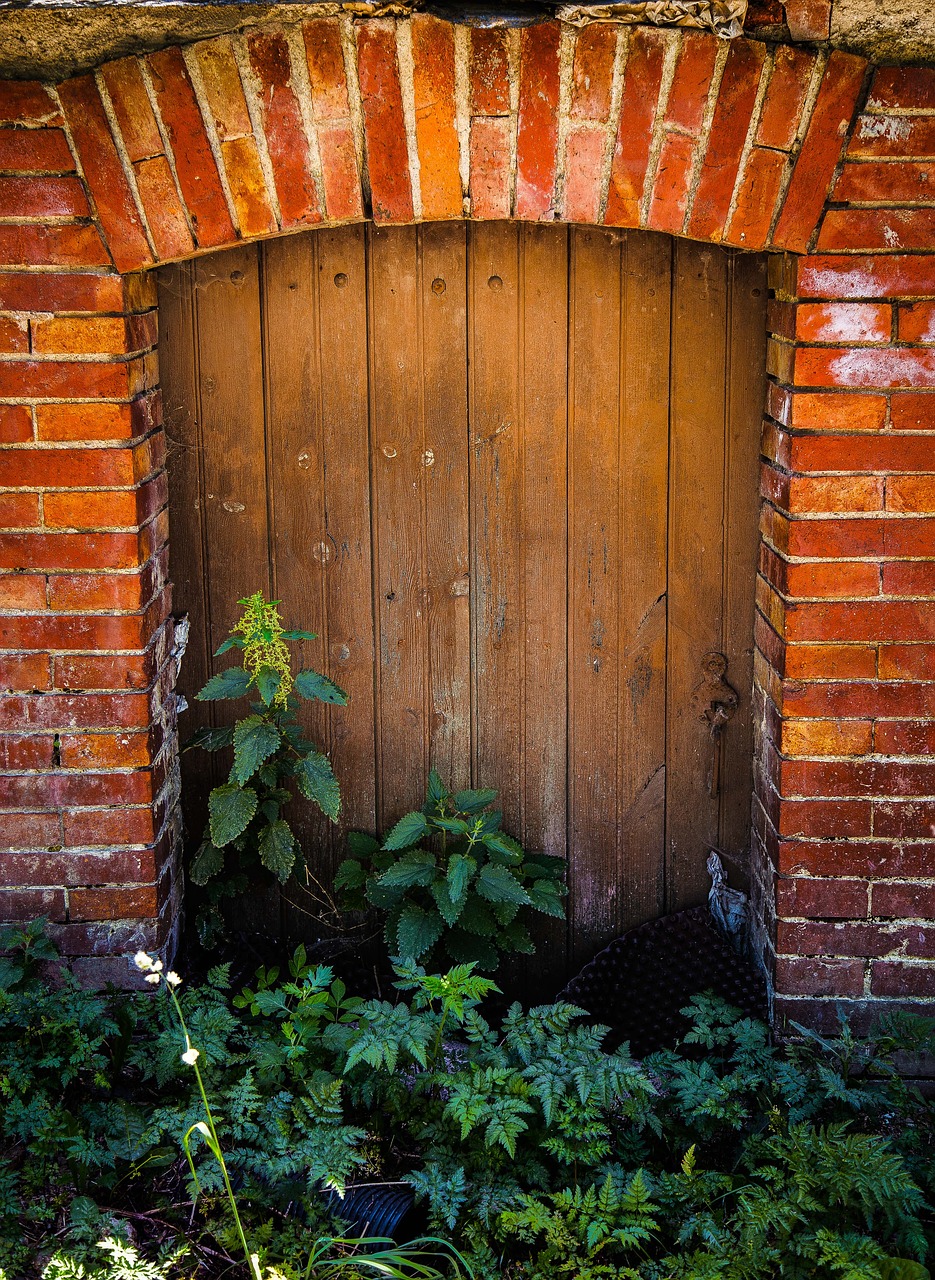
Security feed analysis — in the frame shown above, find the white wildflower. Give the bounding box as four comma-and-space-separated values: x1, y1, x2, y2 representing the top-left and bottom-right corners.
133, 951, 153, 971
181, 1047, 200, 1066
152, 958, 164, 972
145, 972, 161, 985
166, 971, 182, 987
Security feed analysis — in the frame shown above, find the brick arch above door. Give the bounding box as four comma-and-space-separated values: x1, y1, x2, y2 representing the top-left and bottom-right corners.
44, 19, 868, 270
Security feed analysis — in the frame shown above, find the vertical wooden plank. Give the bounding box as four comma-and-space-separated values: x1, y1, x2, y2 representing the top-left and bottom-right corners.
420, 223, 472, 795
316, 226, 378, 843
192, 242, 276, 932
159, 261, 212, 833
666, 238, 729, 912
719, 252, 767, 882
568, 226, 623, 969
262, 227, 376, 937
517, 223, 568, 992
369, 225, 427, 825
618, 231, 671, 931
469, 222, 523, 837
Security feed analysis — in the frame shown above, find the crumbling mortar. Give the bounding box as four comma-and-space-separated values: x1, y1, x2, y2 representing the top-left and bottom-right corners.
341, 16, 370, 217
453, 23, 471, 211
597, 24, 630, 223
283, 20, 330, 221
394, 18, 423, 222
553, 22, 577, 219
638, 28, 681, 228
679, 34, 730, 235
723, 48, 774, 243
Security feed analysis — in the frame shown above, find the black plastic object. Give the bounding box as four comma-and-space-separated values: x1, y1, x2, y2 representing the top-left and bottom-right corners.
558, 905, 769, 1059
325, 1183, 420, 1243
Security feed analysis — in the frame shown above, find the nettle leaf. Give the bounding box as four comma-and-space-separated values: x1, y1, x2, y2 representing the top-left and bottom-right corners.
280, 629, 318, 642
232, 715, 281, 784
434, 816, 471, 837
476, 863, 531, 906
183, 724, 234, 752
527, 881, 567, 919
294, 751, 341, 821
295, 669, 349, 706
425, 769, 449, 809
447, 853, 476, 904
347, 831, 380, 860
481, 831, 524, 865
209, 784, 258, 847
454, 788, 498, 815
447, 928, 499, 970
459, 898, 497, 937
523, 853, 567, 881
255, 666, 282, 707
197, 667, 252, 701
397, 902, 444, 960
335, 859, 367, 892
190, 840, 224, 886
379, 849, 438, 889
258, 820, 296, 883
383, 810, 429, 851
432, 877, 465, 927
214, 636, 246, 656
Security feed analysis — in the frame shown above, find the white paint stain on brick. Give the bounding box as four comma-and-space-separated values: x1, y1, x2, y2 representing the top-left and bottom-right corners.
857, 113, 912, 141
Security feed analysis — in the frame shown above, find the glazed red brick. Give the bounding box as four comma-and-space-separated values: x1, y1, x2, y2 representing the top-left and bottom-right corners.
0, 80, 61, 124
470, 117, 511, 220
0, 175, 89, 219
688, 39, 766, 242
0, 405, 32, 444
605, 28, 666, 227
665, 32, 719, 136
0, 652, 50, 689
564, 126, 606, 224
773, 51, 868, 253
515, 24, 561, 221
0, 128, 74, 173
98, 58, 161, 164
247, 31, 321, 229
819, 209, 935, 253
0, 224, 111, 270
57, 76, 154, 273
648, 132, 697, 234
571, 24, 617, 122
834, 162, 935, 205
411, 16, 462, 221
304, 22, 362, 222
0, 494, 40, 528
757, 46, 815, 151
0, 271, 128, 314
146, 46, 236, 248
470, 29, 510, 116
356, 22, 414, 224
726, 146, 787, 249
133, 155, 195, 260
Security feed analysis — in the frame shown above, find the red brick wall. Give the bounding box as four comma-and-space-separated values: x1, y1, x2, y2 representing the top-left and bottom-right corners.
0, 21, 932, 1015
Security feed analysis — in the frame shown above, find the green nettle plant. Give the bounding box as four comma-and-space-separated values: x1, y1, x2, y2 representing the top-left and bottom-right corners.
185, 593, 347, 941
334, 771, 567, 970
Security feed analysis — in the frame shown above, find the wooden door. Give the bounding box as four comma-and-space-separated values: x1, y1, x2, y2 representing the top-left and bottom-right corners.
159, 223, 766, 978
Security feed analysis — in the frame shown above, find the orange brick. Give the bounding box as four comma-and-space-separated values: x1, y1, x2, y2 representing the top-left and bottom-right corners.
219, 137, 277, 239
100, 57, 163, 162
887, 476, 935, 513
784, 643, 877, 680
757, 45, 815, 151
796, 303, 891, 345
0, 316, 27, 354
605, 28, 666, 227
133, 155, 194, 260
43, 491, 147, 531
411, 15, 462, 221
571, 24, 618, 123
31, 316, 128, 356
194, 37, 253, 140
0, 494, 40, 529
0, 573, 46, 610
782, 718, 873, 758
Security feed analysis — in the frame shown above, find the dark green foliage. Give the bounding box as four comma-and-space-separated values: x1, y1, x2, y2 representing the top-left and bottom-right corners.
2, 920, 935, 1280
185, 593, 346, 944
334, 771, 566, 969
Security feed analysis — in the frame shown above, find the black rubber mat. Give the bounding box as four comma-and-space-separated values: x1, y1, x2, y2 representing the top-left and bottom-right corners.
558, 906, 769, 1058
